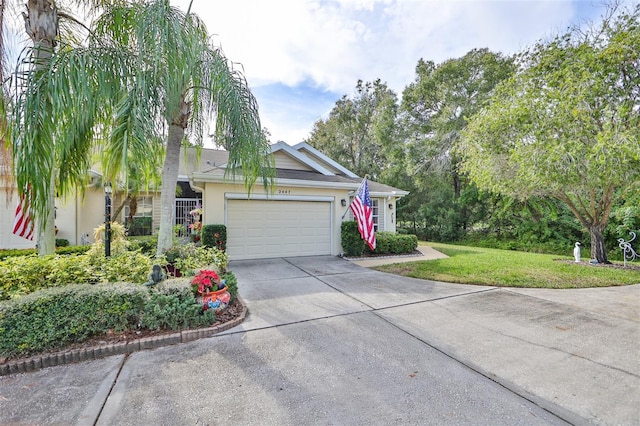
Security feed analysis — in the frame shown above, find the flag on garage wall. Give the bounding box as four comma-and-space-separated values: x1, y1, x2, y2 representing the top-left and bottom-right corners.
13, 190, 35, 240
350, 178, 376, 250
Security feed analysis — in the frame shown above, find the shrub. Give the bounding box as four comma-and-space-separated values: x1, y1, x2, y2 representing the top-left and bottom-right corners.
222, 271, 238, 300
341, 221, 365, 257
0, 279, 221, 358
366, 232, 418, 255
202, 224, 227, 251
128, 235, 157, 255
139, 290, 215, 331
163, 244, 229, 276
55, 239, 69, 247
0, 283, 148, 358
95, 251, 153, 284
0, 245, 90, 260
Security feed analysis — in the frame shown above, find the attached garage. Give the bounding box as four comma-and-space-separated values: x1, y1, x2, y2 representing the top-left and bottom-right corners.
226, 197, 333, 260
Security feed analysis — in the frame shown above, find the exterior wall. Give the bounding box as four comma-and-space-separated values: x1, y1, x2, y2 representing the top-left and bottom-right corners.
0, 187, 104, 248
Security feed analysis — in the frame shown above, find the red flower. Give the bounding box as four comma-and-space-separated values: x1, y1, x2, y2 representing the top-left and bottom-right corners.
191, 269, 221, 294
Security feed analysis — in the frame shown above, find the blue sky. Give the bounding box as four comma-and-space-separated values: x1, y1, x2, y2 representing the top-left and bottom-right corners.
4, 1, 633, 145
170, 0, 621, 145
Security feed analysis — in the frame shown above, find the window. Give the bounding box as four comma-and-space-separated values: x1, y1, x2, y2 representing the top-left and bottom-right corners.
123, 196, 153, 218
123, 196, 153, 236
348, 197, 381, 231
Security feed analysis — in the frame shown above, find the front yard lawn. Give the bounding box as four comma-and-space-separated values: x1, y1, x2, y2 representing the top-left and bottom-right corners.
374, 242, 640, 289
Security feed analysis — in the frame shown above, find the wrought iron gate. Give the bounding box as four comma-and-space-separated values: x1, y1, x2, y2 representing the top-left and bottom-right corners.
175, 198, 201, 237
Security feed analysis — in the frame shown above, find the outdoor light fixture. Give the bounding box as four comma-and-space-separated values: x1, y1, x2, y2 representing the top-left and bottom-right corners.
104, 182, 113, 257
341, 199, 347, 207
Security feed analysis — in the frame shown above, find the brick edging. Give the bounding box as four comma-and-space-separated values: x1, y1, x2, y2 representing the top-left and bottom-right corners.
0, 297, 248, 377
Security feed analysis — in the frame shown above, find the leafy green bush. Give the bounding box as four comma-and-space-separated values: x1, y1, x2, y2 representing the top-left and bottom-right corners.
0, 250, 153, 301
139, 291, 215, 331
341, 221, 365, 257
128, 235, 157, 255
55, 239, 69, 247
0, 245, 90, 260
222, 271, 238, 300
202, 224, 227, 251
366, 231, 418, 255
0, 283, 148, 358
96, 251, 153, 284
0, 279, 220, 359
163, 244, 229, 276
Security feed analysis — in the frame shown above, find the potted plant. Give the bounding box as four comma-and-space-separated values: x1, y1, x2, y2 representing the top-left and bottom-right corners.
191, 269, 230, 312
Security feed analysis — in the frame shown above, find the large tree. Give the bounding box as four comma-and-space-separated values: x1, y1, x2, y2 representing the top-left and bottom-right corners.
458, 5, 640, 263
11, 0, 273, 257
306, 79, 398, 180
401, 48, 514, 198
8, 0, 124, 255
92, 0, 274, 256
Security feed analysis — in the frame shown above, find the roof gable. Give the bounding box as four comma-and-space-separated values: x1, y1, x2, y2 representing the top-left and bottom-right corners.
292, 142, 358, 178
270, 142, 334, 176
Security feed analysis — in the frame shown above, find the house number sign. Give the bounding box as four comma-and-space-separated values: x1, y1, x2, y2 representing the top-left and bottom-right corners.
277, 189, 291, 194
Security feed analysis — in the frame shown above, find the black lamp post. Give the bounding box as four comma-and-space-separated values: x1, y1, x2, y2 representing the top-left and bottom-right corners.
104, 182, 112, 257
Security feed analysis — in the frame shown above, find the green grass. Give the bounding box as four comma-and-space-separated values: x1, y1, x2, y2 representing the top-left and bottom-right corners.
374, 242, 640, 289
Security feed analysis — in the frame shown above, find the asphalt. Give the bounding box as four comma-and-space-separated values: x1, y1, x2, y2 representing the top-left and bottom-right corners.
1, 249, 639, 425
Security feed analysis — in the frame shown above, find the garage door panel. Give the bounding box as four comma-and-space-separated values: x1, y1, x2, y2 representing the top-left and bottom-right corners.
227, 199, 332, 260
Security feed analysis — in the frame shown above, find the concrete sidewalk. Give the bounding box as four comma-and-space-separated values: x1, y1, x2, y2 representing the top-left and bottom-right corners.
349, 244, 449, 268
1, 255, 638, 425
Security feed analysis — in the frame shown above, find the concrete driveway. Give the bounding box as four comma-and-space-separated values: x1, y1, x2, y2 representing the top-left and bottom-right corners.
1, 255, 638, 425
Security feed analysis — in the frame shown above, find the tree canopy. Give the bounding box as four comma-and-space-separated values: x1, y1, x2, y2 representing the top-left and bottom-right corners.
458, 5, 640, 263
306, 79, 398, 180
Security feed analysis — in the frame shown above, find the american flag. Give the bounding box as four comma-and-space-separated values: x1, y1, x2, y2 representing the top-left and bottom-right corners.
13, 191, 35, 240
350, 178, 376, 250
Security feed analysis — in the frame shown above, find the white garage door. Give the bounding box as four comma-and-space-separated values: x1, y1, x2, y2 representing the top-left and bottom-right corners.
226, 199, 332, 260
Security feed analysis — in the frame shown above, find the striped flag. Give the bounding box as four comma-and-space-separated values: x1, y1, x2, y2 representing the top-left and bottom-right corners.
350, 178, 376, 250
13, 191, 35, 240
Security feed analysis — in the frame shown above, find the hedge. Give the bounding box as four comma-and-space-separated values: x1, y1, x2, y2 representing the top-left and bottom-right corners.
0, 280, 216, 359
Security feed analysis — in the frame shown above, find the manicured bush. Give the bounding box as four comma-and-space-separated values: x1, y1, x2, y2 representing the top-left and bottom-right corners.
366, 231, 418, 255
341, 221, 366, 257
0, 283, 148, 358
0, 279, 219, 359
202, 224, 227, 251
139, 291, 215, 331
0, 255, 84, 301
55, 239, 69, 247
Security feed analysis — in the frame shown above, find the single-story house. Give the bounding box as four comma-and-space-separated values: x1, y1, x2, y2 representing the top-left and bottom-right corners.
1, 142, 408, 260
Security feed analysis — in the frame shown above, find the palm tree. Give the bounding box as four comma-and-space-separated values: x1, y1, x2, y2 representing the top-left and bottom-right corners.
8, 0, 125, 255
12, 0, 273, 256
92, 0, 274, 256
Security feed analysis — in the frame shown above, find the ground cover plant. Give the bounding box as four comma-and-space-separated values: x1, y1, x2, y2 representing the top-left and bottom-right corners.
375, 242, 640, 289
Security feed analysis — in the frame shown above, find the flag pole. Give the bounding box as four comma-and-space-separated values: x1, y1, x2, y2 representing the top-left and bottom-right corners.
341, 175, 368, 221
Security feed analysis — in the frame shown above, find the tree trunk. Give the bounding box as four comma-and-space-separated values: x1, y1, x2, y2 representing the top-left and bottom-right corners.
589, 225, 609, 264
156, 124, 184, 257
24, 0, 58, 255
37, 174, 56, 255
